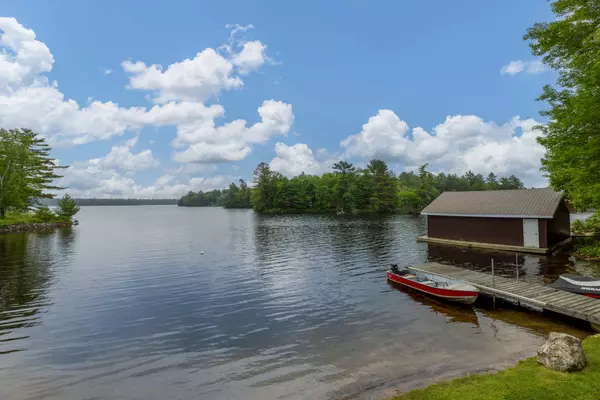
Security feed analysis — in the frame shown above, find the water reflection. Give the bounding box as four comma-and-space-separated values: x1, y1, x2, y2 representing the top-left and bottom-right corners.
387, 281, 479, 327
427, 243, 600, 284
0, 230, 73, 355
0, 209, 596, 400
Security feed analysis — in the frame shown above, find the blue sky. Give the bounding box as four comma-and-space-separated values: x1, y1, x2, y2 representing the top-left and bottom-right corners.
0, 1, 556, 197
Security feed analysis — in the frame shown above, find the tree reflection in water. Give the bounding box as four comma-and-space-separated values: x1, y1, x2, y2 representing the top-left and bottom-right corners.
0, 229, 74, 354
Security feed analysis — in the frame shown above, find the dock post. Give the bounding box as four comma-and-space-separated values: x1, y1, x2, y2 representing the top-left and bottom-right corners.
491, 258, 496, 310
516, 253, 519, 283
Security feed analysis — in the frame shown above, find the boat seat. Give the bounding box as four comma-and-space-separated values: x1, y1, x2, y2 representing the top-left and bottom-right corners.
419, 280, 435, 285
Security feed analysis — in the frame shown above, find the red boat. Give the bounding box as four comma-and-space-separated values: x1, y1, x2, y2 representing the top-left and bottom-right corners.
387, 264, 479, 305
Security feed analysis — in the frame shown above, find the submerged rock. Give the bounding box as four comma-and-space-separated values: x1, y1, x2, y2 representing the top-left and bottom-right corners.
537, 332, 587, 372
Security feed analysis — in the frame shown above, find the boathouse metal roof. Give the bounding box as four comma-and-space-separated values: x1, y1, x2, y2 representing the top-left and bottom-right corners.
421, 188, 564, 219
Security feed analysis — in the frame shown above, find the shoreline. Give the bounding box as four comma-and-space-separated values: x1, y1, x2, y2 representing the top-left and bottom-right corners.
0, 221, 72, 234
386, 334, 600, 400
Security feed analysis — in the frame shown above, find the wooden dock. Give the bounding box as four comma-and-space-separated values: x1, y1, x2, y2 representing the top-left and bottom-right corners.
411, 262, 600, 327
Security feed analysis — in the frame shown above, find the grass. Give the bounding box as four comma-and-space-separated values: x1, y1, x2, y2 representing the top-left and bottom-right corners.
0, 211, 65, 227
0, 212, 40, 227
390, 335, 600, 400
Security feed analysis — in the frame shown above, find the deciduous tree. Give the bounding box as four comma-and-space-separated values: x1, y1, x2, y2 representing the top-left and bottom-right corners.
525, 0, 600, 209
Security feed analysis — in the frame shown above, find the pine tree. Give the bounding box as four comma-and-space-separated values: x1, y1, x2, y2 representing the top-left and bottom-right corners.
57, 194, 80, 220
0, 129, 64, 218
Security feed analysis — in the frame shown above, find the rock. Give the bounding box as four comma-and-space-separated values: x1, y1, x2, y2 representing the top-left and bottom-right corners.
537, 332, 587, 372
0, 221, 71, 235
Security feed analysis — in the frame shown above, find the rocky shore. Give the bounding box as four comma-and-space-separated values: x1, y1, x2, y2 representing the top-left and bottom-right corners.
0, 221, 72, 234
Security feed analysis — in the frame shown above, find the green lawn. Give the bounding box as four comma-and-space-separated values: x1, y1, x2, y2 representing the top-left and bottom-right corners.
390, 335, 600, 400
0, 212, 40, 227
0, 211, 66, 227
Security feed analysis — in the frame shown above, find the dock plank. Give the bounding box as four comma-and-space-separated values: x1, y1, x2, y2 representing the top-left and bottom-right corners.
412, 263, 600, 328
554, 297, 596, 309
534, 292, 575, 303
575, 302, 600, 314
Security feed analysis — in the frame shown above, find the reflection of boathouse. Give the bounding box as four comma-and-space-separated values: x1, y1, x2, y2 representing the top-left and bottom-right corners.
418, 188, 570, 254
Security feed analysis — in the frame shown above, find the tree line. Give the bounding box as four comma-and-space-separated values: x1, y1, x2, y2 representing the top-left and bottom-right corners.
178, 179, 251, 208
179, 160, 524, 214
46, 198, 178, 206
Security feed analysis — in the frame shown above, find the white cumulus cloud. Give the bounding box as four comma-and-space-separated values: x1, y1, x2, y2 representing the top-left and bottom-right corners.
59, 159, 234, 199
231, 40, 268, 75
122, 48, 243, 104
341, 109, 411, 160
270, 142, 324, 176
0, 17, 289, 167
172, 100, 294, 163
340, 110, 546, 187
0, 17, 53, 88
87, 136, 157, 171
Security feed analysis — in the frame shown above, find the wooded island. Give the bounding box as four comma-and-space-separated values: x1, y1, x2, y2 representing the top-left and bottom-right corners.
178, 160, 524, 214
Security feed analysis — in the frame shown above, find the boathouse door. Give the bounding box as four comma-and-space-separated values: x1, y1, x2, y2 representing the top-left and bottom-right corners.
523, 219, 540, 248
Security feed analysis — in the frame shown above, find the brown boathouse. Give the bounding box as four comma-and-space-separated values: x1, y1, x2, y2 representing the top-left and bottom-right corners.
417, 188, 571, 254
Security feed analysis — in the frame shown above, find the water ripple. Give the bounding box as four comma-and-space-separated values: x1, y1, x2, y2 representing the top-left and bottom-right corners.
0, 208, 595, 400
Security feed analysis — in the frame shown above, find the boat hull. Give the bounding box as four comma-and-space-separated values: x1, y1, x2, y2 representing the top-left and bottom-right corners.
549, 274, 600, 298
387, 271, 478, 305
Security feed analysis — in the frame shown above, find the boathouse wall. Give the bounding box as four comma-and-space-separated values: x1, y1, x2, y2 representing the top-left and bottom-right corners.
427, 216, 524, 247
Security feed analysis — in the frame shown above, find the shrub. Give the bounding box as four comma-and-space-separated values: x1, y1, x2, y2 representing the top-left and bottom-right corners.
34, 206, 57, 222
572, 211, 600, 237
573, 237, 600, 260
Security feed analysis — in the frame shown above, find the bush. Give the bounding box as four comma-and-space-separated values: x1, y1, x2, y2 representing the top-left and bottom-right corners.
34, 206, 57, 222
572, 219, 585, 232
572, 212, 600, 237
573, 237, 600, 260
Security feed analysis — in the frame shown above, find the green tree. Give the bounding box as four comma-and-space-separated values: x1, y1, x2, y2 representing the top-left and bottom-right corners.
486, 173, 499, 190
178, 189, 224, 207
365, 159, 398, 212
0, 129, 64, 218
332, 160, 357, 212
464, 171, 486, 191
223, 181, 252, 209
397, 189, 421, 214
525, 0, 600, 209
290, 173, 317, 210
416, 164, 440, 210
315, 172, 336, 210
251, 163, 283, 212
202, 162, 526, 215
57, 194, 81, 220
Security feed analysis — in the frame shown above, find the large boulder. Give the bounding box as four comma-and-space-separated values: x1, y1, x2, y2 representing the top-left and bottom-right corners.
537, 332, 587, 372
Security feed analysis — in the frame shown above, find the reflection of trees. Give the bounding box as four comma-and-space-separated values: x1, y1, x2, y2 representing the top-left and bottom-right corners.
476, 302, 589, 339
426, 243, 581, 284
57, 226, 76, 256
427, 244, 530, 279
360, 215, 395, 264
0, 230, 74, 353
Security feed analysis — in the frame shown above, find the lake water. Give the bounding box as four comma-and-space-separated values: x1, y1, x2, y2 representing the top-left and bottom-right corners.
1, 206, 599, 400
